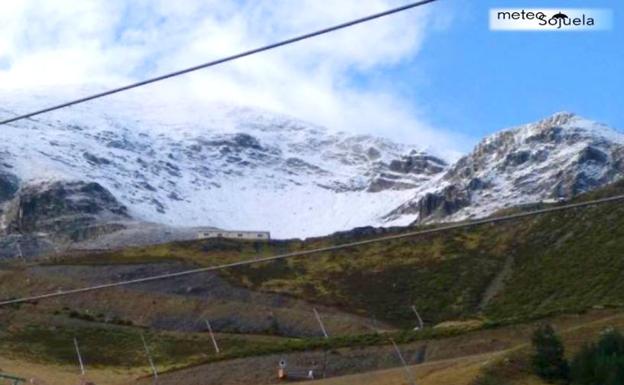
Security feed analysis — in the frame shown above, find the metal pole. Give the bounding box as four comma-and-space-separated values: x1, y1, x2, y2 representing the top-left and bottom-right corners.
313, 308, 329, 339
411, 305, 424, 330
16, 242, 24, 262
73, 337, 85, 376
390, 338, 417, 385
140, 333, 158, 381
204, 319, 220, 354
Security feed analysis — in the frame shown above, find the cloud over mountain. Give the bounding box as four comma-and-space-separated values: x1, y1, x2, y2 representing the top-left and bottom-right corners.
0, 0, 463, 154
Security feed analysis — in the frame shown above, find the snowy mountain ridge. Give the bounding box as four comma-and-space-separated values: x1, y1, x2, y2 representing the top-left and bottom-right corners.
0, 89, 446, 242
387, 112, 624, 223
0, 89, 622, 249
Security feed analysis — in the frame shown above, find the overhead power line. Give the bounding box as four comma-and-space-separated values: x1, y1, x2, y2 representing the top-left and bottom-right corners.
0, 0, 439, 126
1, 193, 623, 307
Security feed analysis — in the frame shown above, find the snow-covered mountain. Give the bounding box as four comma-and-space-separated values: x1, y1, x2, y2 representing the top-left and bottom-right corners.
0, 89, 447, 245
386, 112, 624, 223
0, 88, 622, 251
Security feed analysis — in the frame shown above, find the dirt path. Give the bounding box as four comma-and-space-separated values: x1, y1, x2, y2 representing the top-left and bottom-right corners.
0, 355, 147, 385
289, 313, 624, 385
291, 352, 502, 385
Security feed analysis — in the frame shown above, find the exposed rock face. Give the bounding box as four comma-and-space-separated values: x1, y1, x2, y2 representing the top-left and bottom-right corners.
4, 181, 128, 242
386, 112, 624, 224
416, 186, 470, 220
388, 153, 447, 175
367, 153, 447, 193
0, 171, 19, 202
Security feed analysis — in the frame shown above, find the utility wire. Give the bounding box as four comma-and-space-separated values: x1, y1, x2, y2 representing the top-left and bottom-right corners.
1, 193, 622, 307
0, 0, 439, 126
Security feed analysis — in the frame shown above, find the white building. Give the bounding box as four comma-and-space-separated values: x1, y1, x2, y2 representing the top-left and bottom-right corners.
197, 230, 271, 241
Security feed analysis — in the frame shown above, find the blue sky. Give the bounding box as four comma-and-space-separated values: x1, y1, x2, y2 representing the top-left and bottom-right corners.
0, 0, 621, 157
381, 0, 624, 139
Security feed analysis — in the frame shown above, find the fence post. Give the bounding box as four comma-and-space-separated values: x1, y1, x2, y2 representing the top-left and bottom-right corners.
313, 308, 329, 338
411, 305, 424, 330
390, 338, 417, 385
73, 337, 85, 376
205, 319, 220, 354
140, 333, 158, 382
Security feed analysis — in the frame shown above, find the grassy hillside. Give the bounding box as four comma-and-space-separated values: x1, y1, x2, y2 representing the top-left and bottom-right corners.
138, 310, 624, 385
226, 180, 624, 325
1, 180, 624, 383
41, 181, 624, 329
283, 311, 624, 385
470, 310, 624, 385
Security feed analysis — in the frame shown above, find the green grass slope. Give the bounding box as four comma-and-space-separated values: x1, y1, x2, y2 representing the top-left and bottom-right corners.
224, 180, 624, 326
41, 180, 624, 328
1, 180, 623, 381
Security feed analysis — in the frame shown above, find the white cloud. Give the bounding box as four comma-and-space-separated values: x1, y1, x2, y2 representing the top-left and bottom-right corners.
0, 0, 465, 157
